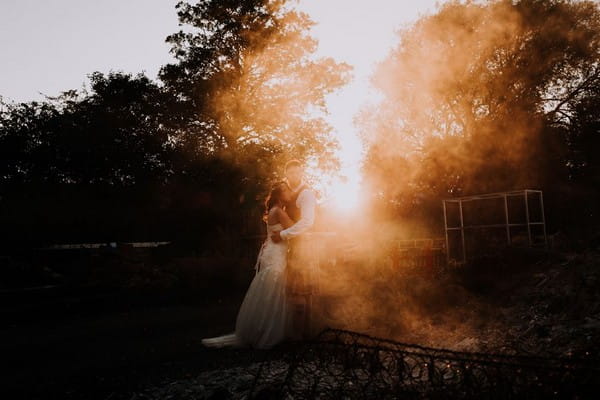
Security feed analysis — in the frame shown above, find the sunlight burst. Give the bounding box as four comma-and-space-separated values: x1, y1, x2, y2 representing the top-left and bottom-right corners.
297, 0, 439, 213
328, 178, 362, 212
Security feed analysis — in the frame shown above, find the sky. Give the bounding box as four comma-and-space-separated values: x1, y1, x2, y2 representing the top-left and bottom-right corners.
0, 0, 179, 102
0, 0, 440, 205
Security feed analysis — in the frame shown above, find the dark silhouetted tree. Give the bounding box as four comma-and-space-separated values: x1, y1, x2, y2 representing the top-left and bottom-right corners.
0, 0, 351, 245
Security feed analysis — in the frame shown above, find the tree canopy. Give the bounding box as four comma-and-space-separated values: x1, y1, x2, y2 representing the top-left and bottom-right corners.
1, 0, 350, 188
359, 0, 600, 229
161, 0, 351, 181
0, 0, 350, 244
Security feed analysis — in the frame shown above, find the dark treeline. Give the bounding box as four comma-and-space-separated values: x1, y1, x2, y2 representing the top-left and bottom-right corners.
0, 71, 255, 248
0, 0, 349, 250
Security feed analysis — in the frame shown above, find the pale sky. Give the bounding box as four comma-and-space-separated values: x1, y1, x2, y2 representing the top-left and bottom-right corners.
0, 0, 440, 206
0, 0, 179, 102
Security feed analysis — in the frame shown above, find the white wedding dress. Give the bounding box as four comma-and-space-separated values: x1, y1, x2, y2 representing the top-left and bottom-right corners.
201, 223, 289, 349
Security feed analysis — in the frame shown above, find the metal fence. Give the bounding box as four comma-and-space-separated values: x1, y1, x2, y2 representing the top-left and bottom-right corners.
248, 329, 598, 399
393, 238, 447, 272
444, 190, 548, 264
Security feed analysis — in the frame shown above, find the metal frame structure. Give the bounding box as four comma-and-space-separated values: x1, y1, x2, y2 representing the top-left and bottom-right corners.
394, 238, 446, 270
397, 238, 446, 250
443, 189, 548, 264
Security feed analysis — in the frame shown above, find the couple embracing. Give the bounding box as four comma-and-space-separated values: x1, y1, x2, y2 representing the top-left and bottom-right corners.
202, 160, 319, 349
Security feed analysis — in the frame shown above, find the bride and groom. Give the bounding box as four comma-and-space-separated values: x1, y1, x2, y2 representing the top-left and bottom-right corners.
201, 160, 318, 349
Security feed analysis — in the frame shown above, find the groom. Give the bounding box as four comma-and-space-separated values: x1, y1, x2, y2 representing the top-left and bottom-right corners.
271, 159, 318, 339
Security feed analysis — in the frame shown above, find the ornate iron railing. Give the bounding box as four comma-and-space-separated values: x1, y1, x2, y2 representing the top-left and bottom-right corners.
248, 329, 598, 399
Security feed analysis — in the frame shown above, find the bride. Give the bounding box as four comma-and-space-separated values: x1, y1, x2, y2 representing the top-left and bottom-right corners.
202, 181, 294, 349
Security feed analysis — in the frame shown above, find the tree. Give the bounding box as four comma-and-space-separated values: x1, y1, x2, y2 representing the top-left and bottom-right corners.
359, 0, 600, 229
160, 0, 351, 187
0, 1, 351, 245
0, 72, 175, 186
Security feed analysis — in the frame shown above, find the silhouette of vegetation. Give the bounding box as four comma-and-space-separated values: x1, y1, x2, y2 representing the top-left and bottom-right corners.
0, 0, 349, 248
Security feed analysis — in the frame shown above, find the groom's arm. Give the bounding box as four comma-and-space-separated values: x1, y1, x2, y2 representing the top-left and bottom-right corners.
279, 190, 316, 240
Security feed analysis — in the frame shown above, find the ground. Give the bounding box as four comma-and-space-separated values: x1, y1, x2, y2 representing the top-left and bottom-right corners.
1, 291, 256, 399
2, 247, 599, 398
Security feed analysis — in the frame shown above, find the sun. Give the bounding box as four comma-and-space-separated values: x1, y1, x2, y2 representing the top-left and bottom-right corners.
310, 166, 363, 214
329, 179, 362, 212
295, 0, 440, 214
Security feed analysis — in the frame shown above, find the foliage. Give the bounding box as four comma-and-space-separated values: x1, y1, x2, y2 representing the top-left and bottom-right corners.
161, 0, 351, 182
0, 0, 350, 245
1, 73, 174, 186
359, 0, 600, 233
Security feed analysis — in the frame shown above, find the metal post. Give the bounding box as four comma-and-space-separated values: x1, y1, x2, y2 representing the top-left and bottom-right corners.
443, 200, 450, 264
503, 194, 511, 246
459, 199, 466, 263
524, 190, 532, 246
540, 191, 548, 250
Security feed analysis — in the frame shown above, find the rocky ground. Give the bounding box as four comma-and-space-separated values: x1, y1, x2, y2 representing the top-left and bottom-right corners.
405, 249, 600, 358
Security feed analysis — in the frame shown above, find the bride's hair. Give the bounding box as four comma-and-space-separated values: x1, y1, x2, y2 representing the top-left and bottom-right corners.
264, 181, 287, 220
